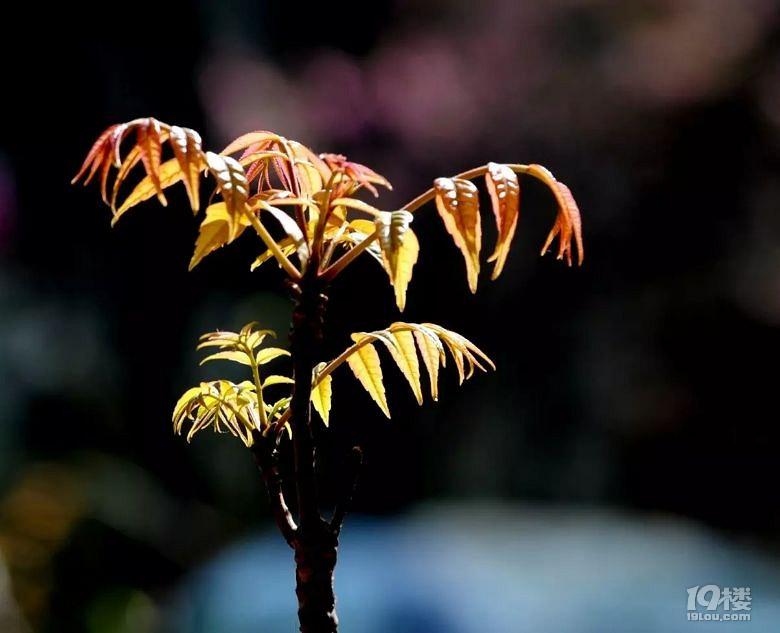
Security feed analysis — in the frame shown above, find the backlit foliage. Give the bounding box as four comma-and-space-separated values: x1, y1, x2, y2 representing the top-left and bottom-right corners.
172, 321, 492, 445
74, 117, 583, 445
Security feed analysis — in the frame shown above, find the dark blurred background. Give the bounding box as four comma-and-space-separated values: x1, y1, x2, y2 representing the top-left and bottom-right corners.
2, 1, 780, 632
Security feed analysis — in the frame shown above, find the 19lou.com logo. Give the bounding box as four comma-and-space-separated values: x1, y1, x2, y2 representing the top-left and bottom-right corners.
687, 585, 752, 622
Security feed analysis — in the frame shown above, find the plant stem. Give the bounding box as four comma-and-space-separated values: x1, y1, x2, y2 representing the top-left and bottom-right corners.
288, 259, 340, 633
289, 266, 325, 530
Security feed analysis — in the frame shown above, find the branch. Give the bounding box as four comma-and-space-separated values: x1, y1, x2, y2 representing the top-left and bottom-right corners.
323, 164, 515, 279
251, 430, 297, 546
321, 231, 378, 280
244, 209, 302, 281
330, 446, 363, 536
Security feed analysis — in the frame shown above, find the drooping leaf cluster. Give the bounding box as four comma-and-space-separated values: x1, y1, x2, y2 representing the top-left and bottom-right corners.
74, 118, 583, 311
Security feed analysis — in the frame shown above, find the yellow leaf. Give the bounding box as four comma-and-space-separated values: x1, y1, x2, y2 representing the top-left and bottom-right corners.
434, 177, 482, 293
173, 379, 258, 447
443, 338, 466, 384
485, 162, 520, 280
393, 228, 418, 311
172, 386, 202, 433
346, 337, 390, 418
113, 158, 185, 223
268, 397, 292, 420
423, 323, 495, 383
348, 219, 376, 234
382, 329, 422, 404
199, 350, 251, 366
205, 152, 249, 219
311, 362, 332, 426
331, 198, 383, 217
250, 238, 298, 271
262, 375, 295, 387
375, 211, 419, 311
189, 202, 251, 270
256, 347, 291, 365
412, 328, 443, 401
246, 329, 275, 350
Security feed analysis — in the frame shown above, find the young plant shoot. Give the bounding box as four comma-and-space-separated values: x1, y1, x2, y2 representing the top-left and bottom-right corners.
74, 118, 583, 633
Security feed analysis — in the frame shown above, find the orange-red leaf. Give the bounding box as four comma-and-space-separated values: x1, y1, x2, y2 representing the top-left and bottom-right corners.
321, 154, 391, 198
526, 164, 584, 266
170, 126, 205, 212
485, 162, 520, 280
136, 118, 167, 205
433, 177, 482, 293
76, 118, 206, 214
72, 124, 122, 204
